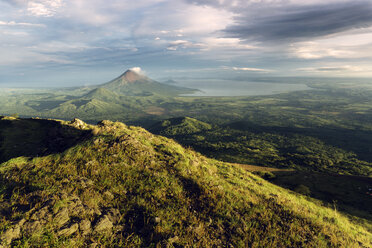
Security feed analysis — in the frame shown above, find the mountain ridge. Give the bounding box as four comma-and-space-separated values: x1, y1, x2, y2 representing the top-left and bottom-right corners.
0, 116, 370, 247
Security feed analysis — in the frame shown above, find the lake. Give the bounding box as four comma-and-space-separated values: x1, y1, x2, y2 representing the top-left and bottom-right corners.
177, 79, 311, 96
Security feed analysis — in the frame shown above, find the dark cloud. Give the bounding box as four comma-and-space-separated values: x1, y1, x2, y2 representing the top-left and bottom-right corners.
224, 1, 372, 42
1, 0, 27, 6
316, 67, 348, 72
297, 66, 356, 72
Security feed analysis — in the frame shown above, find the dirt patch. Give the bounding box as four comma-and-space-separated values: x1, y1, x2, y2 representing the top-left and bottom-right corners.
145, 106, 166, 115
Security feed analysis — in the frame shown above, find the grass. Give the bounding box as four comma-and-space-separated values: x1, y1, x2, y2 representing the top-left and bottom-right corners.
0, 117, 370, 247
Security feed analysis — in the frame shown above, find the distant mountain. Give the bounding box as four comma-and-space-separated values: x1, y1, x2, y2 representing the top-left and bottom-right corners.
0, 69, 199, 122
101, 69, 196, 96
162, 79, 178, 85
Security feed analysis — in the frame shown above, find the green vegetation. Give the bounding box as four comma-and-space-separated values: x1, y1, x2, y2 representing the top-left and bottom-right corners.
0, 116, 91, 164
149, 117, 212, 136
1, 73, 372, 246
151, 120, 372, 176
0, 118, 370, 247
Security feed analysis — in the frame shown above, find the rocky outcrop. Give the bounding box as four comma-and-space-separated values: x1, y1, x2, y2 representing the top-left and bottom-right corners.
0, 191, 121, 246
69, 118, 87, 129
93, 215, 113, 234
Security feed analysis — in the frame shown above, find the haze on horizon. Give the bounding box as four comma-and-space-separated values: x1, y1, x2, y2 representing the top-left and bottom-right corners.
1, 0, 372, 87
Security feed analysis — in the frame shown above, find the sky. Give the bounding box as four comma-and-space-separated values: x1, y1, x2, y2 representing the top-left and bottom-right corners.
1, 0, 372, 86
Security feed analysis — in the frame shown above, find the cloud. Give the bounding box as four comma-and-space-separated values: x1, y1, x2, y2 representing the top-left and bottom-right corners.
133, 2, 233, 37
1, 0, 28, 6
291, 42, 354, 59
129, 66, 144, 74
224, 1, 372, 42
296, 66, 367, 73
3, 0, 64, 17
0, 20, 45, 27
27, 2, 59, 17
166, 39, 204, 50
222, 66, 272, 72
1, 0, 372, 84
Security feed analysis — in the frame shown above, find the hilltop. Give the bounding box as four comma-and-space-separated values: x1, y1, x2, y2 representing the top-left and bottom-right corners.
149, 116, 212, 136
0, 116, 370, 247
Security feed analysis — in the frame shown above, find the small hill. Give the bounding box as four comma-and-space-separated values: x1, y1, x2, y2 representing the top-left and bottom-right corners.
150, 116, 212, 136
46, 99, 130, 119
162, 79, 178, 85
0, 117, 370, 247
101, 69, 196, 96
82, 87, 120, 102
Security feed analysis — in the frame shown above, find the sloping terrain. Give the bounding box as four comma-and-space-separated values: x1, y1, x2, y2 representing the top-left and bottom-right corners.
102, 70, 195, 96
0, 116, 91, 164
0, 117, 370, 247
149, 117, 372, 177
149, 116, 212, 136
0, 69, 196, 122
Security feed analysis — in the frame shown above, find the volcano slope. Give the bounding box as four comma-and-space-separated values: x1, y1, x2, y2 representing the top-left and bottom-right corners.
0, 117, 370, 247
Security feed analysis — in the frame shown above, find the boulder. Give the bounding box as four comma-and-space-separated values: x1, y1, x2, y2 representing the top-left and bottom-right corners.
54, 208, 70, 227
23, 221, 42, 236
94, 215, 113, 234
79, 219, 92, 235
1, 225, 21, 245
57, 223, 79, 237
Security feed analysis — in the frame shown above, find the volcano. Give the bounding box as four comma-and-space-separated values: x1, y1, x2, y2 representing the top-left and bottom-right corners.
100, 69, 195, 96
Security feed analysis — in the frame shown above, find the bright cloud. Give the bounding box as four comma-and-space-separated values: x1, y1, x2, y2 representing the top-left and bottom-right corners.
0, 20, 45, 27
1, 0, 372, 85
26, 0, 64, 17
129, 67, 144, 74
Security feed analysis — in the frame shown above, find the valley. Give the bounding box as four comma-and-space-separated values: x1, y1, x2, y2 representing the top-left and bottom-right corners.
0, 70, 371, 246
0, 116, 370, 247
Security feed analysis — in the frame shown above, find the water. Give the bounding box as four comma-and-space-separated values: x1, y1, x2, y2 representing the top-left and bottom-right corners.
177, 79, 311, 97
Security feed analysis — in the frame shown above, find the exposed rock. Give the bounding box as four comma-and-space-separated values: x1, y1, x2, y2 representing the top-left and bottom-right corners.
106, 208, 121, 223
70, 118, 86, 129
167, 236, 179, 245
30, 206, 50, 221
94, 215, 113, 234
97, 120, 113, 127
103, 191, 114, 201
79, 219, 92, 235
1, 225, 21, 245
71, 204, 85, 217
23, 221, 42, 236
57, 223, 79, 237
54, 208, 70, 227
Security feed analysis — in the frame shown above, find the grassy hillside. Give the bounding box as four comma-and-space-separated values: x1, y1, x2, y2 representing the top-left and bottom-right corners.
82, 88, 121, 102
150, 117, 372, 177
0, 117, 370, 247
149, 117, 212, 136
0, 116, 91, 164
